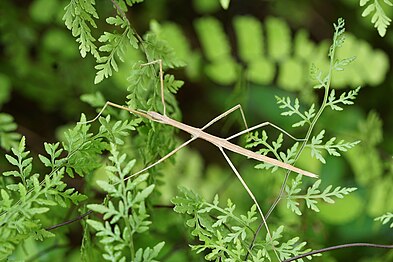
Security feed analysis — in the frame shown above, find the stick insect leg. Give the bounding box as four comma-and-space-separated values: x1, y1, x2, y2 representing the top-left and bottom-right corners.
225, 121, 305, 142
140, 59, 166, 116
219, 147, 279, 260
123, 136, 198, 182
81, 59, 166, 125
200, 104, 303, 143
201, 104, 248, 131
78, 101, 145, 125
78, 101, 135, 124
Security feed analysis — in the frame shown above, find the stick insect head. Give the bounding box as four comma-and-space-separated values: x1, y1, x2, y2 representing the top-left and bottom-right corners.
131, 109, 165, 123
145, 111, 166, 123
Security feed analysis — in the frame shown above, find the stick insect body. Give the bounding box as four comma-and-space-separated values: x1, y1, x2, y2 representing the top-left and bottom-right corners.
147, 110, 317, 178
83, 60, 318, 259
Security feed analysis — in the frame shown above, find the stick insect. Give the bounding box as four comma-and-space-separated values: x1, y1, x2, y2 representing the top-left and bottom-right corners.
82, 59, 317, 256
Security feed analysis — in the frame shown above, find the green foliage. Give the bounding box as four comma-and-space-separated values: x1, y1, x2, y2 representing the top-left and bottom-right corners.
345, 112, 393, 219
75, 10, 186, 164
375, 212, 393, 228
86, 144, 163, 261
63, 0, 100, 59
94, 15, 138, 84
76, 14, 367, 262
194, 17, 238, 85
220, 0, 231, 10
308, 130, 360, 164
0, 113, 139, 259
246, 132, 300, 172
325, 86, 361, 111
346, 112, 384, 184
157, 15, 389, 91
276, 97, 316, 127
0, 137, 87, 259
274, 18, 361, 166
0, 113, 21, 151
286, 175, 357, 215
2, 0, 392, 261
172, 186, 312, 261
240, 20, 362, 235
63, 115, 138, 177
250, 18, 361, 172
63, 0, 142, 84
1, 0, 96, 118
361, 0, 392, 36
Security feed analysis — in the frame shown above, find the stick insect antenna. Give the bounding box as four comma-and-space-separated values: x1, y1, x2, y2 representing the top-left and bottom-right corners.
140, 59, 167, 116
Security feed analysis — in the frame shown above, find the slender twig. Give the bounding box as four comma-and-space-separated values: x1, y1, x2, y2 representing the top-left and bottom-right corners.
110, 0, 127, 21
45, 204, 176, 232
282, 243, 393, 262
45, 210, 93, 231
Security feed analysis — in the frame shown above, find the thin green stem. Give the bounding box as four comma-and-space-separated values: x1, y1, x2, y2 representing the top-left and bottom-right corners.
268, 17, 340, 216
247, 21, 343, 259
126, 218, 135, 258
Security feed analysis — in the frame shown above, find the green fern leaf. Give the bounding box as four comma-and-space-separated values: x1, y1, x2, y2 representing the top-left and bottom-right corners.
308, 130, 360, 163
94, 15, 139, 84
361, 0, 392, 36
276, 96, 314, 127
0, 113, 21, 151
4, 137, 32, 185
86, 144, 159, 261
286, 175, 357, 215
326, 86, 361, 111
134, 242, 165, 262
375, 212, 393, 227
63, 0, 99, 58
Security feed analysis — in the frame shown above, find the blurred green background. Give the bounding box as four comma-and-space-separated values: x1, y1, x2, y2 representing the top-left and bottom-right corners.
1, 0, 393, 261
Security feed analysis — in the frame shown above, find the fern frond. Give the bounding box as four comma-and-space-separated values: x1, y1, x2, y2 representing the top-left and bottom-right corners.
87, 144, 160, 261
276, 96, 315, 127
125, 57, 184, 162
375, 212, 393, 228
63, 0, 100, 58
98, 115, 141, 145
143, 33, 186, 69
172, 186, 259, 260
134, 242, 165, 262
334, 56, 356, 71
38, 142, 64, 171
308, 130, 360, 164
4, 137, 32, 187
246, 131, 281, 172
0, 136, 87, 258
173, 186, 312, 261
361, 0, 392, 36
195, 17, 237, 85
94, 15, 139, 84
0, 113, 21, 151
286, 175, 357, 215
326, 86, 361, 111
272, 226, 314, 261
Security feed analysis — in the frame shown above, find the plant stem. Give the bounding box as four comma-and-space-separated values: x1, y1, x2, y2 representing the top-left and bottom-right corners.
247, 20, 342, 259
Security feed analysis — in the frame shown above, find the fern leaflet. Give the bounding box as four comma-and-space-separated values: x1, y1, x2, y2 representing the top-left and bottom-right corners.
361, 0, 392, 36
286, 175, 357, 215
308, 130, 360, 164
63, 0, 100, 58
375, 212, 393, 228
